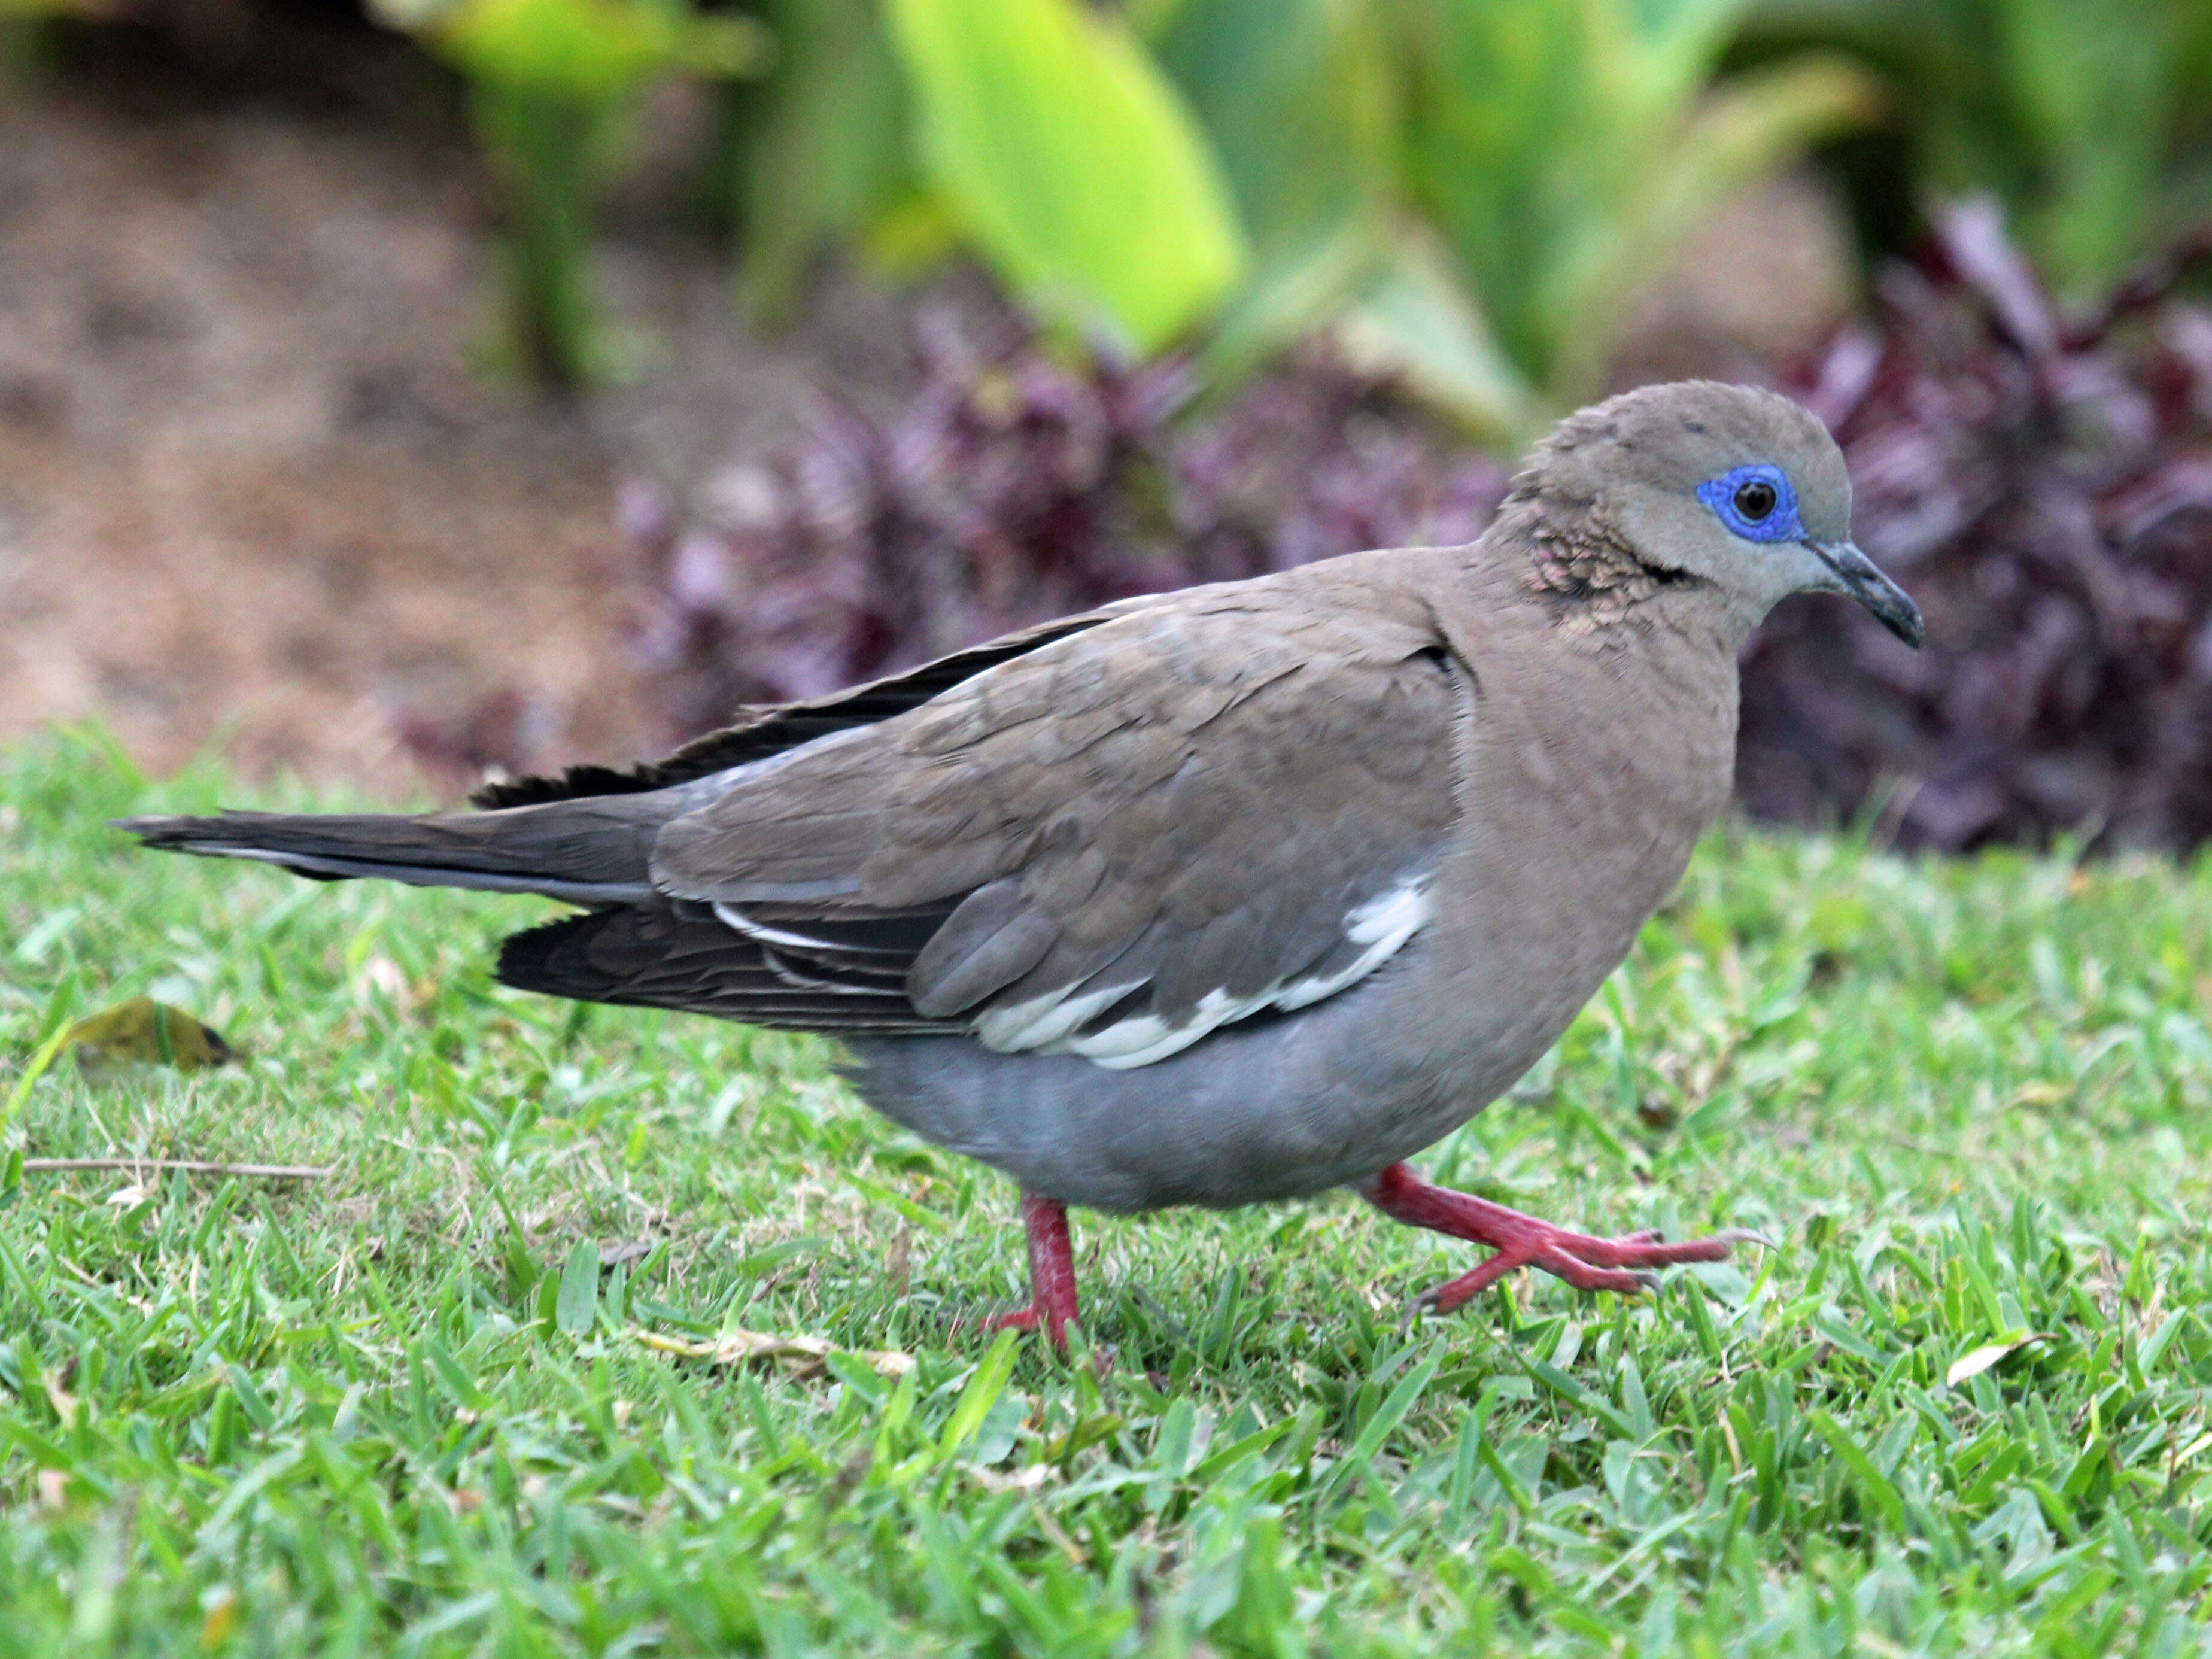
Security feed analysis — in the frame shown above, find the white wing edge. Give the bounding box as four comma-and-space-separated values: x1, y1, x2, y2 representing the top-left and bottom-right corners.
974, 875, 1434, 1070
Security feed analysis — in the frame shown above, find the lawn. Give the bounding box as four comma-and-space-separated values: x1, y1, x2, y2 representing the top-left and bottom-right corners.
2, 728, 2210, 1657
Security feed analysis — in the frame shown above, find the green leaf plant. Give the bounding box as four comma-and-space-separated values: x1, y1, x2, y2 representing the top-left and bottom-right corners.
887, 0, 1249, 357
376, 0, 770, 390
891, 0, 1874, 443
1353, 0, 1876, 444
364, 0, 1877, 437
1748, 0, 2212, 300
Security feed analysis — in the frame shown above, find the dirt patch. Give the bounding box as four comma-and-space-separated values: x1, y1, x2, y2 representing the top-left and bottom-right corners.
0, 32, 914, 798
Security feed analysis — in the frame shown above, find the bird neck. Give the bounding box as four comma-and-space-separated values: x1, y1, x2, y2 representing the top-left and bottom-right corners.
1492, 493, 1680, 639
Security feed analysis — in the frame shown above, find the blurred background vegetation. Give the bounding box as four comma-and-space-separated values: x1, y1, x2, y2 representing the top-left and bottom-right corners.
0, 0, 2208, 846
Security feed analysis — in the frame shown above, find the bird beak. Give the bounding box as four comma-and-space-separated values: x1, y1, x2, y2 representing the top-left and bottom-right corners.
1805, 539, 1923, 648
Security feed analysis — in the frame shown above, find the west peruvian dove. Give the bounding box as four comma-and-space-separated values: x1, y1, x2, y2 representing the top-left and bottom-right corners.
124, 381, 1922, 1343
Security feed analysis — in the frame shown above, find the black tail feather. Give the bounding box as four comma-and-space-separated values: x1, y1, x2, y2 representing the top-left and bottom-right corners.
497, 905, 945, 1032
117, 800, 670, 903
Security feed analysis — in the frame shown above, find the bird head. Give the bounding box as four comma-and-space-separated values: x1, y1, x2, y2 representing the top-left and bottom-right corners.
1530, 381, 1923, 648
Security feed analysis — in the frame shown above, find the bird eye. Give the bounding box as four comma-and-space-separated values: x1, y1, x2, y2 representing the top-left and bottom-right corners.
1696, 463, 1801, 542
1733, 479, 1778, 522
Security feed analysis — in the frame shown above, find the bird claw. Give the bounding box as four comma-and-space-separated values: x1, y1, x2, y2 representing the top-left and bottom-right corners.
1713, 1227, 1776, 1251
1403, 1247, 1682, 1323
1365, 1164, 1752, 1318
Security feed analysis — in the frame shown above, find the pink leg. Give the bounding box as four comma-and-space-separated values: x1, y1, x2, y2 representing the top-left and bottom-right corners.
977, 1192, 1081, 1348
1360, 1162, 1755, 1315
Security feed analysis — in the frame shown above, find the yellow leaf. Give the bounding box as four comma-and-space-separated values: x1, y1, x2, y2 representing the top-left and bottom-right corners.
65, 996, 233, 1074
199, 1589, 241, 1651
636, 1326, 914, 1379
41, 1367, 79, 1427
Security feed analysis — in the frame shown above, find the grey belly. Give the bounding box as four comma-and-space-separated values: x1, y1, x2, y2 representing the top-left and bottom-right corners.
839, 964, 1554, 1213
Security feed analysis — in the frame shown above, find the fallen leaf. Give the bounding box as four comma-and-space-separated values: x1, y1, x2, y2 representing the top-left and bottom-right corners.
104, 1182, 155, 1208
357, 956, 412, 1007
1636, 1095, 1679, 1130
885, 1223, 913, 1297
635, 1326, 913, 1379
1946, 1334, 2055, 1388
200, 1590, 241, 1650
41, 1368, 78, 1427
66, 996, 233, 1074
36, 1469, 68, 1510
600, 1239, 654, 1268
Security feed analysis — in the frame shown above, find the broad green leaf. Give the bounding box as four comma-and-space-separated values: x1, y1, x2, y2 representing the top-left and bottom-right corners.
1622, 0, 1755, 129
1751, 0, 2211, 293
1547, 52, 1882, 399
889, 0, 1247, 353
1156, 0, 1397, 377
408, 0, 767, 102
734, 0, 916, 322
2000, 0, 2183, 290
1394, 0, 1871, 408
1396, 0, 1603, 384
1336, 226, 1540, 446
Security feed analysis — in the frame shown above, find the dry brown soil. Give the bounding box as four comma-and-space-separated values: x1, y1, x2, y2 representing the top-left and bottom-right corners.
0, 27, 914, 798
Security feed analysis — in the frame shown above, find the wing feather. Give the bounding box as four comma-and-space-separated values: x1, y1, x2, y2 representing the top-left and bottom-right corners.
643, 567, 1464, 1065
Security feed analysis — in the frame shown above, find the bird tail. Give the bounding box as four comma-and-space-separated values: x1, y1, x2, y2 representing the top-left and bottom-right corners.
116, 796, 673, 905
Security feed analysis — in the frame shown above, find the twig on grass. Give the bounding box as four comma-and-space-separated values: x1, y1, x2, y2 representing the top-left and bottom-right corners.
18, 1158, 329, 1179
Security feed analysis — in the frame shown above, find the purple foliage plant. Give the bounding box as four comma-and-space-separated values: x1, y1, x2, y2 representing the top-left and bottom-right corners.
1741, 199, 2212, 850
626, 312, 1507, 737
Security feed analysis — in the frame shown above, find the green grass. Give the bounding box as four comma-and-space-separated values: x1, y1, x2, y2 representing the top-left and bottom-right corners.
3, 728, 2211, 1657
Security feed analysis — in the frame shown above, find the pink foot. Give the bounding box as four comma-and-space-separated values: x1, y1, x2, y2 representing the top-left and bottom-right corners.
974, 1192, 1080, 1348
1360, 1162, 1757, 1315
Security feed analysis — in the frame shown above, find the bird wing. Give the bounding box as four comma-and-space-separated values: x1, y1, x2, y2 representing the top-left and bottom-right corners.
496, 899, 949, 1032
470, 612, 1113, 809
641, 575, 1464, 1068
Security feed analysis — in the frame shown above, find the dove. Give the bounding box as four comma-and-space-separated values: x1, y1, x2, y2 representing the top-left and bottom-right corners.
124, 381, 1921, 1344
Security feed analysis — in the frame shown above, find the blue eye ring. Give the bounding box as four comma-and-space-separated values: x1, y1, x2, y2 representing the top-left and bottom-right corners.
1697, 464, 1803, 543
